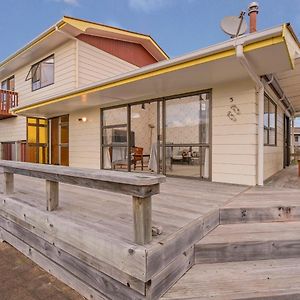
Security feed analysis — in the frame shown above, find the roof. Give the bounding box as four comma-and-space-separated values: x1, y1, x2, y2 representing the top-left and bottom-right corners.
13, 23, 300, 118
0, 16, 168, 79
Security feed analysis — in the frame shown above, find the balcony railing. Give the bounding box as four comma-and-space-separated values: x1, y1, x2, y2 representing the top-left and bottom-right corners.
0, 89, 18, 119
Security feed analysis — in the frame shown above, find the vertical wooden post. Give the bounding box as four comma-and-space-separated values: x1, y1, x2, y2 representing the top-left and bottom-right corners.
3, 172, 14, 195
132, 196, 152, 245
46, 180, 59, 211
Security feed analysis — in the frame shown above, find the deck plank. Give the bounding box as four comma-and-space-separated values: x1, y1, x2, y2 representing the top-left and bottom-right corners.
162, 258, 300, 299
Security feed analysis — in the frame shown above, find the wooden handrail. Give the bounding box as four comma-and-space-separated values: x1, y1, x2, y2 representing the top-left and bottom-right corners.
0, 89, 18, 113
0, 160, 166, 245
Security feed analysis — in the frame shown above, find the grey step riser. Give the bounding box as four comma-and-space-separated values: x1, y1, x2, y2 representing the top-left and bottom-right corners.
195, 239, 300, 264
220, 206, 300, 224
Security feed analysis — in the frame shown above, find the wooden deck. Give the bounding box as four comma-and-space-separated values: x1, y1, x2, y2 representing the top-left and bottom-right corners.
0, 170, 247, 299
163, 166, 300, 300
2, 165, 300, 299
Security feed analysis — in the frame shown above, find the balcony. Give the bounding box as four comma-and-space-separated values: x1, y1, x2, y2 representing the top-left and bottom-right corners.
0, 89, 18, 120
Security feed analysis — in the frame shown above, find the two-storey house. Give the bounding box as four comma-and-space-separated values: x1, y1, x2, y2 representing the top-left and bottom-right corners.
1, 16, 300, 187
0, 16, 167, 166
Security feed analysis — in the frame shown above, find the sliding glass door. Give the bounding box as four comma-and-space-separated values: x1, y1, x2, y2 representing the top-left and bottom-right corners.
100, 90, 211, 179
164, 92, 210, 178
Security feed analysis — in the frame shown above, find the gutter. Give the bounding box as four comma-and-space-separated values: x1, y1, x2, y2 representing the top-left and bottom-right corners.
236, 43, 264, 186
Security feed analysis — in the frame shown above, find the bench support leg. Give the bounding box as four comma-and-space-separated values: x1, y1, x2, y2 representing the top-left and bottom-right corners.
3, 172, 14, 195
46, 180, 59, 211
132, 196, 152, 245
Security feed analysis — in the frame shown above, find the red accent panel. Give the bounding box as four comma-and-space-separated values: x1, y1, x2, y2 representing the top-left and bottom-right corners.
77, 34, 158, 67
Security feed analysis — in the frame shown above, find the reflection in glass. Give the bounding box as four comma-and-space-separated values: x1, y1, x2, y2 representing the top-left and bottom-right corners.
103, 107, 127, 126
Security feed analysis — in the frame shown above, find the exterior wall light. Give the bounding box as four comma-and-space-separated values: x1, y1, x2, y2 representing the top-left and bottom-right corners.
78, 117, 87, 122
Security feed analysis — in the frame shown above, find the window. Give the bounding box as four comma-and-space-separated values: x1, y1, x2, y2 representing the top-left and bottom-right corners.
26, 55, 54, 91
296, 136, 299, 143
264, 95, 277, 146
1, 76, 15, 91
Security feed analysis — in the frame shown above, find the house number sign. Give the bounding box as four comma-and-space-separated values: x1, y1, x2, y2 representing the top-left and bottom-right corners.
227, 97, 240, 122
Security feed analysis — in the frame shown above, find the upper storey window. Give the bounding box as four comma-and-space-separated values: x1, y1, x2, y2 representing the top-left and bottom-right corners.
26, 55, 54, 91
1, 76, 15, 91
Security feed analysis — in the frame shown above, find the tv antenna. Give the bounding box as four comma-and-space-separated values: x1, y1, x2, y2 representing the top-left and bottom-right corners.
220, 11, 247, 38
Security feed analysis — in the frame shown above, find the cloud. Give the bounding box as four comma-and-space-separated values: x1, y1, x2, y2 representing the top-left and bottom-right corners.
50, 0, 79, 6
128, 0, 170, 12
64, 0, 79, 5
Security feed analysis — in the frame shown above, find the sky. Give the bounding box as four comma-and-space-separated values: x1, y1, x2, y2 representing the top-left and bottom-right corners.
0, 0, 300, 61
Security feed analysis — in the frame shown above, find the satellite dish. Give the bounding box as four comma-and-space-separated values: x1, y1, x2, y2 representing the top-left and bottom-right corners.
221, 15, 247, 37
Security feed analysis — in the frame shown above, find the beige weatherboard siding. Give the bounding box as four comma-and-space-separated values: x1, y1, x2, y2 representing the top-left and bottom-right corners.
69, 107, 101, 169
78, 40, 138, 86
212, 79, 258, 186
12, 40, 77, 107
0, 117, 26, 142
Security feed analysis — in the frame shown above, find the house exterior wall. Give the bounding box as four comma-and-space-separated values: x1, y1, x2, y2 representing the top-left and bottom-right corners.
14, 40, 77, 107
66, 79, 259, 186
0, 117, 26, 142
211, 80, 257, 186
0, 40, 77, 144
0, 39, 137, 147
69, 108, 100, 169
77, 40, 138, 86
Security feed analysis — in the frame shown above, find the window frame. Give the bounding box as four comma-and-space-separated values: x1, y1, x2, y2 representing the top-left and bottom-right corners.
264, 94, 277, 147
1, 75, 15, 91
26, 117, 49, 164
26, 54, 55, 92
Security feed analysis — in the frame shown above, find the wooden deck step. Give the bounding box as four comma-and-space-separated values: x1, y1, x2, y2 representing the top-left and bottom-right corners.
195, 221, 300, 264
220, 187, 300, 224
161, 258, 300, 299
220, 204, 300, 224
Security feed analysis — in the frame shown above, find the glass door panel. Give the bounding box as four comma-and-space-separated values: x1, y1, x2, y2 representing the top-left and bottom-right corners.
164, 92, 210, 179
130, 102, 158, 173
102, 107, 129, 171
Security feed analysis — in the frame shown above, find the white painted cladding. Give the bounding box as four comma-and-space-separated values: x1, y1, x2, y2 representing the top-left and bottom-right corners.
69, 108, 100, 169
211, 80, 257, 186
78, 40, 138, 86
14, 40, 77, 107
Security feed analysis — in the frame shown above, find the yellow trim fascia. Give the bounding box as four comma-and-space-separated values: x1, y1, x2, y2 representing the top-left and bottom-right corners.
14, 34, 288, 114
63, 16, 169, 59
0, 21, 65, 69
282, 23, 296, 69
14, 49, 235, 114
244, 35, 284, 52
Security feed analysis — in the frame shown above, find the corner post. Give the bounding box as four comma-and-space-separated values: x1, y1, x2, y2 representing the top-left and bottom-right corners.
3, 172, 14, 195
132, 196, 152, 245
46, 180, 59, 211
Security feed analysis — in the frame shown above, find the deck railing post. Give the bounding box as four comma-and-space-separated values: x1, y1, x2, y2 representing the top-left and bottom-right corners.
132, 196, 152, 245
3, 172, 14, 195
46, 180, 59, 211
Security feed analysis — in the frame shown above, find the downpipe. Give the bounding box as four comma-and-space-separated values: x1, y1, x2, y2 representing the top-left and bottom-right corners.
236, 44, 264, 186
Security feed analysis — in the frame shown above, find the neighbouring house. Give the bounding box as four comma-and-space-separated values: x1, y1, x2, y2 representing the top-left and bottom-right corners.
293, 121, 300, 148
1, 13, 300, 186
